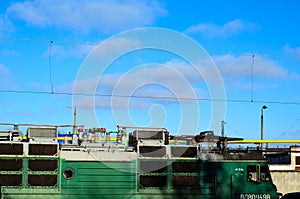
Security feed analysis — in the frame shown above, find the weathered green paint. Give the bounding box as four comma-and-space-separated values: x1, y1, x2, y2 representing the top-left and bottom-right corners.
205, 161, 277, 199
0, 157, 278, 199
59, 159, 277, 199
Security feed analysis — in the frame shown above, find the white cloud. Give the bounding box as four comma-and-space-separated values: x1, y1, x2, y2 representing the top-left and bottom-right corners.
43, 44, 94, 59
0, 15, 14, 35
0, 64, 15, 88
26, 82, 50, 91
6, 0, 167, 34
69, 59, 208, 109
0, 17, 4, 34
49, 52, 291, 109
185, 19, 258, 37
1, 49, 20, 57
284, 44, 300, 61
0, 64, 11, 76
101, 61, 208, 99
213, 54, 288, 78
41, 36, 142, 60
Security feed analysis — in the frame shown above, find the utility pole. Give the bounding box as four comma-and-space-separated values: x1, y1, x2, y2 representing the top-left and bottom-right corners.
221, 120, 226, 137
67, 106, 77, 135
260, 105, 268, 149
73, 107, 77, 135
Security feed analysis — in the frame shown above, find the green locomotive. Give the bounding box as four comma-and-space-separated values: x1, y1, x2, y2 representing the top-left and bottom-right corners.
0, 124, 279, 198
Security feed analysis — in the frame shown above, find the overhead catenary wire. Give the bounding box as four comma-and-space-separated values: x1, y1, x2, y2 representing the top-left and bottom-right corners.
0, 36, 98, 46
274, 117, 300, 139
0, 89, 300, 106
0, 36, 298, 60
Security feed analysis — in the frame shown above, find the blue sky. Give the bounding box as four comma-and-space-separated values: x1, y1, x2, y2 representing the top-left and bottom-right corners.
0, 0, 300, 141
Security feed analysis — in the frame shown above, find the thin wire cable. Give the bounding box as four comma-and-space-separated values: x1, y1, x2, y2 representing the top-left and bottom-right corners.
0, 89, 300, 105
275, 117, 300, 139
48, 41, 54, 94
0, 36, 97, 46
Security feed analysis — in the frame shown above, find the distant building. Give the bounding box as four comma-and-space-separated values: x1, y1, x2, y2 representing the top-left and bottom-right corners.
265, 146, 300, 170
264, 146, 300, 194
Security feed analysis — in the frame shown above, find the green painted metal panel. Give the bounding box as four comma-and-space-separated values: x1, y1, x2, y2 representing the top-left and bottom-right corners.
60, 159, 137, 198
